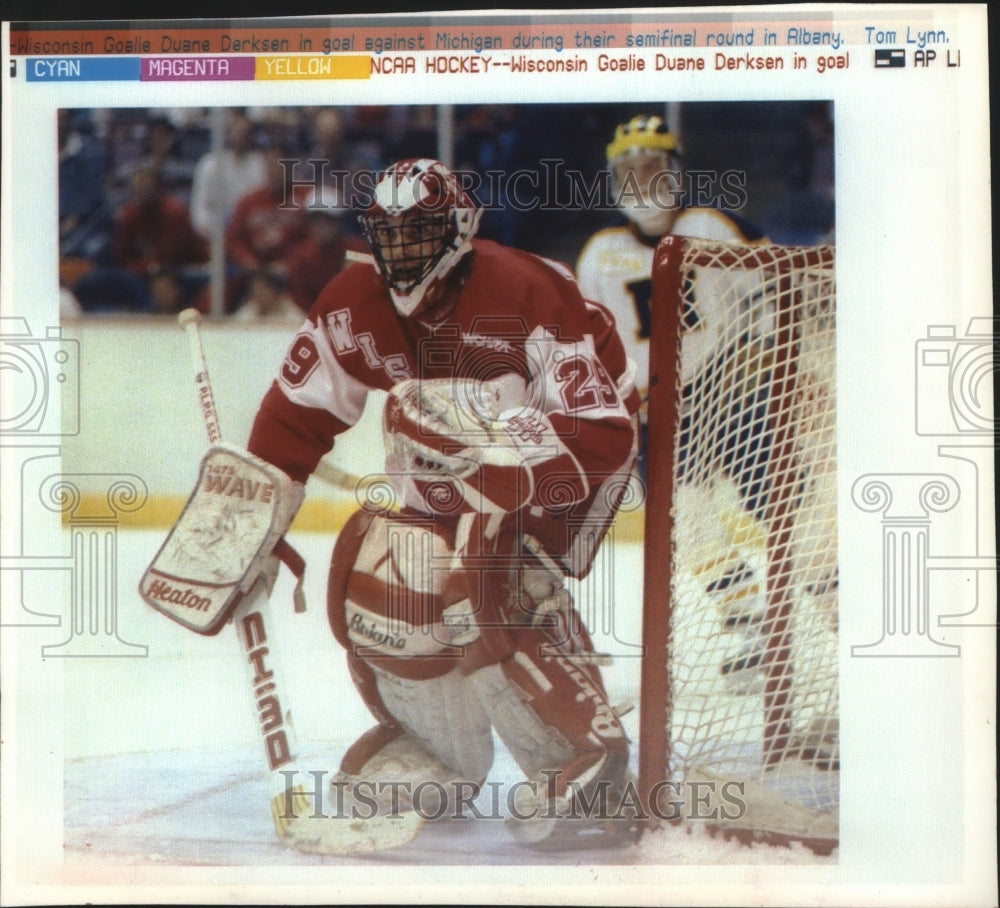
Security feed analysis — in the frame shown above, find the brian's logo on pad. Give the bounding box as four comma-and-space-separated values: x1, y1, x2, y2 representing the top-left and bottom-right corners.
348, 610, 408, 651
144, 578, 212, 612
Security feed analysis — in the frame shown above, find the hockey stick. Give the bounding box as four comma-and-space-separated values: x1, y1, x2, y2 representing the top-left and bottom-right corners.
313, 459, 371, 495
181, 307, 366, 497
177, 309, 419, 855
179, 308, 224, 444
177, 308, 318, 845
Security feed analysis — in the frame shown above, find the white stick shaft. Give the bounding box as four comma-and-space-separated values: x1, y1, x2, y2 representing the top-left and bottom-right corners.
180, 310, 223, 444
229, 581, 304, 810
314, 459, 367, 493
177, 308, 301, 842
181, 311, 360, 495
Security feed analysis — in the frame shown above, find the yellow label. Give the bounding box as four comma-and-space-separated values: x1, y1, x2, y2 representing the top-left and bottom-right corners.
256, 55, 369, 80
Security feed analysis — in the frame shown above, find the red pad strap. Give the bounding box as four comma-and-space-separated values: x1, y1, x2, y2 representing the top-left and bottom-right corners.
274, 537, 307, 613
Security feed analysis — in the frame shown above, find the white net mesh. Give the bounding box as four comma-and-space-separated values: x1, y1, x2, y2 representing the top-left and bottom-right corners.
657, 240, 838, 846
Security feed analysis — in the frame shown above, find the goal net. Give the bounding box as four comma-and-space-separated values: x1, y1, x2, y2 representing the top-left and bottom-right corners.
639, 235, 838, 852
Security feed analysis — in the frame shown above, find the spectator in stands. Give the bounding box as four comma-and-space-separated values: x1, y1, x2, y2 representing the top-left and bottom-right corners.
104, 111, 150, 202
247, 107, 304, 148
225, 144, 309, 309
225, 144, 310, 271
75, 166, 208, 313
230, 268, 303, 323
306, 108, 346, 164
189, 109, 268, 240
58, 109, 111, 261
113, 166, 208, 275
299, 106, 383, 209
381, 105, 437, 164
284, 187, 368, 312
142, 114, 200, 204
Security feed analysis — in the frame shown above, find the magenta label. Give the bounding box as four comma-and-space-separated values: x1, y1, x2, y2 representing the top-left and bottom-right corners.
140, 56, 255, 80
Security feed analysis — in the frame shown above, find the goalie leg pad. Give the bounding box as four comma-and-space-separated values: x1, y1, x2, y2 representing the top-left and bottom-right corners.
470, 649, 633, 845
306, 662, 491, 858
338, 627, 497, 789
327, 508, 478, 678
335, 723, 484, 819
472, 648, 628, 782
140, 443, 304, 634
372, 666, 495, 786
289, 709, 486, 858
514, 543, 610, 670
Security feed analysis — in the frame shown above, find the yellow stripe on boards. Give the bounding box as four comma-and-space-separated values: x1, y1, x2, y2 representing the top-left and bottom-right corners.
62, 495, 648, 542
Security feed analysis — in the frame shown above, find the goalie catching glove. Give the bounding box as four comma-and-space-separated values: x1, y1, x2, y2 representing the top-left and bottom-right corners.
139, 443, 306, 634
383, 376, 587, 515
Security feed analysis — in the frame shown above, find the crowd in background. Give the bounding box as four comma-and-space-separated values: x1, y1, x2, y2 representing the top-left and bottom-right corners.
58, 102, 834, 319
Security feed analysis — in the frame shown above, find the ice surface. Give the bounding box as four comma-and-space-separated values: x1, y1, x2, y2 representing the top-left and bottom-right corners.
60, 530, 834, 867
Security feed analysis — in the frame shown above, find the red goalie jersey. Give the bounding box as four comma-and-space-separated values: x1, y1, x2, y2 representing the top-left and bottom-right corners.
248, 237, 640, 577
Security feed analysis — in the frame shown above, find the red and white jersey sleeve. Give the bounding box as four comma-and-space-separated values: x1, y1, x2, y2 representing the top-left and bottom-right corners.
247, 265, 398, 483
456, 244, 638, 574
493, 248, 637, 492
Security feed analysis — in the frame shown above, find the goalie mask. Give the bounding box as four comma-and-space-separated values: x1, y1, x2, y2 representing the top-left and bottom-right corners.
359, 158, 482, 319
607, 115, 683, 237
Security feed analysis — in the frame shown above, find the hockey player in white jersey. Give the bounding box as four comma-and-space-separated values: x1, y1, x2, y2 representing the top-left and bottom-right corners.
577, 113, 767, 469
577, 114, 771, 692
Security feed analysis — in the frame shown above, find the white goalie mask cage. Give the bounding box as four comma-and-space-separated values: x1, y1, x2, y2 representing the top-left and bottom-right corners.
359, 158, 482, 318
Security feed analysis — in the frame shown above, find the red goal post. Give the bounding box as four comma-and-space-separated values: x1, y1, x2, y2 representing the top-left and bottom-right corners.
640, 235, 839, 852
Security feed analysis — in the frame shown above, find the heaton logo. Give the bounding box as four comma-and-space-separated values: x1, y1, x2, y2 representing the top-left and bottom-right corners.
145, 579, 212, 612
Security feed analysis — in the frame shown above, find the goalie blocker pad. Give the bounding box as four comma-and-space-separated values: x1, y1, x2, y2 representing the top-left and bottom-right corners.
139, 443, 305, 635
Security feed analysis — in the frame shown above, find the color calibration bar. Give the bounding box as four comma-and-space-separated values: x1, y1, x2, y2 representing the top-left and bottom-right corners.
23, 55, 371, 81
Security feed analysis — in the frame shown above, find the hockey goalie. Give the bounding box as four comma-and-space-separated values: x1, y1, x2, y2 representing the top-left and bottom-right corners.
239, 159, 641, 850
